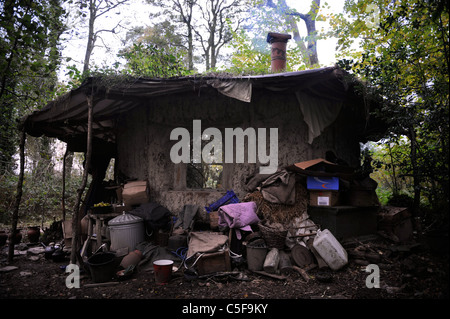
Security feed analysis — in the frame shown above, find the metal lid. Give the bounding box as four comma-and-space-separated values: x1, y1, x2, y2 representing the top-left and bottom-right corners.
108, 213, 143, 226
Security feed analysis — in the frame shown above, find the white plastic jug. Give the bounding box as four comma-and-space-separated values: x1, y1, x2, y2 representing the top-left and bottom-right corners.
313, 229, 348, 270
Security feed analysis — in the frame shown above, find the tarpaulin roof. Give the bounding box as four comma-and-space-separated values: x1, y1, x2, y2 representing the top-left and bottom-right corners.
21, 66, 381, 145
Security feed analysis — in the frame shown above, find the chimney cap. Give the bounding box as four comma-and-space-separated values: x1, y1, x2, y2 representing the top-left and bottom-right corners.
267, 32, 292, 44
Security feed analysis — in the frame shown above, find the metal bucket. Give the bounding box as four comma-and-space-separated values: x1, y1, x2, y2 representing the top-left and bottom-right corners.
108, 213, 144, 252
246, 239, 268, 271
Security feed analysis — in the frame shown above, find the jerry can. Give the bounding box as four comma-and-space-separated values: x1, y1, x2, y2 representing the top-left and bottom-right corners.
313, 229, 348, 270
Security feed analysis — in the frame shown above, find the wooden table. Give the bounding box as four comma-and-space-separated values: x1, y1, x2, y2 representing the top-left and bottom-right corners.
85, 212, 120, 252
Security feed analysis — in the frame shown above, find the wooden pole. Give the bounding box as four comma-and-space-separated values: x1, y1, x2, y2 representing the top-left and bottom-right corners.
70, 94, 94, 265
8, 129, 26, 263
62, 145, 69, 221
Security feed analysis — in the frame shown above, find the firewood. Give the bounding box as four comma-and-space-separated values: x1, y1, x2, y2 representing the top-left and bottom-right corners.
292, 265, 310, 282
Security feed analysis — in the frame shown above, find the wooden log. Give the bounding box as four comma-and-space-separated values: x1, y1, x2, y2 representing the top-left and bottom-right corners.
306, 239, 328, 269
292, 265, 310, 282
84, 282, 120, 288
253, 270, 286, 280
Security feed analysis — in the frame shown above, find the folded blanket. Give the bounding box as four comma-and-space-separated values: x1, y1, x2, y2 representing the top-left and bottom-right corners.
218, 202, 260, 240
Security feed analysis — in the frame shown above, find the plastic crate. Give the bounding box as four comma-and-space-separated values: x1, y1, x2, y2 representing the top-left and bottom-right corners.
205, 190, 239, 213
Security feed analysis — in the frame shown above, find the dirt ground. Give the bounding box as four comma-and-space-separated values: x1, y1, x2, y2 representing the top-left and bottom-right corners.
1, 229, 448, 308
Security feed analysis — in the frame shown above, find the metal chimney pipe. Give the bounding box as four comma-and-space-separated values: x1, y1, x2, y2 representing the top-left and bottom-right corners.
267, 32, 292, 72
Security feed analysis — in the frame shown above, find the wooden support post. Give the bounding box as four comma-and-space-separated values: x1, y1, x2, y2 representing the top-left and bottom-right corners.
8, 129, 26, 263
70, 94, 94, 265
62, 146, 69, 221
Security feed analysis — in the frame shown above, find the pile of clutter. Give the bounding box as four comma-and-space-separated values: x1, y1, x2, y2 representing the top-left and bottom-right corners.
85, 166, 350, 286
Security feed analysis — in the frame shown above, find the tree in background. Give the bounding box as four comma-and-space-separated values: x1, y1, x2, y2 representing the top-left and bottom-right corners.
121, 22, 195, 73
0, 0, 67, 174
147, 0, 197, 71
263, 0, 322, 67
330, 0, 449, 228
147, 0, 250, 72
225, 0, 327, 74
193, 0, 247, 70
119, 42, 190, 77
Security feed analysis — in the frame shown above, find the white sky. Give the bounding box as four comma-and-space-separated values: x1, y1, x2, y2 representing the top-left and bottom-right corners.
59, 0, 346, 81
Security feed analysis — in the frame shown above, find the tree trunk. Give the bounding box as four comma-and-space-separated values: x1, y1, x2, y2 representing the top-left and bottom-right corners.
301, 14, 319, 66
83, 0, 97, 74
187, 28, 194, 70
8, 130, 26, 263
409, 127, 421, 218
70, 95, 94, 265
268, 0, 320, 68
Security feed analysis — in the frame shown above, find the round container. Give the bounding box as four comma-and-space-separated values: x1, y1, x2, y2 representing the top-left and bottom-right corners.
87, 252, 117, 283
27, 226, 40, 243
108, 213, 144, 252
153, 259, 173, 285
9, 229, 22, 244
246, 239, 267, 271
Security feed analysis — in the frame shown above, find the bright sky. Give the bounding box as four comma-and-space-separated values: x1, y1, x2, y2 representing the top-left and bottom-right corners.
59, 0, 346, 80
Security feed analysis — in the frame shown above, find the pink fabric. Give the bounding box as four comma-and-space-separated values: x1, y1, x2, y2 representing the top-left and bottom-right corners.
218, 202, 260, 239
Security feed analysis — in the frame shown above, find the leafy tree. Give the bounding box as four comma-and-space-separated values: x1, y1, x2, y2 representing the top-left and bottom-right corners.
147, 0, 197, 71
147, 0, 249, 72
225, 25, 305, 74
0, 0, 67, 174
119, 42, 190, 77
330, 0, 449, 225
193, 0, 248, 70
122, 22, 196, 71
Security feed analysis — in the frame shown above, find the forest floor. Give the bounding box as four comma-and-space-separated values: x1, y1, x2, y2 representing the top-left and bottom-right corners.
1, 229, 448, 309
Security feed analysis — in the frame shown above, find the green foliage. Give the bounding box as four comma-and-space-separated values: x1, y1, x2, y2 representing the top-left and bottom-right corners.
330, 0, 449, 222
119, 42, 191, 78
224, 19, 307, 75
0, 155, 84, 226
0, 0, 67, 173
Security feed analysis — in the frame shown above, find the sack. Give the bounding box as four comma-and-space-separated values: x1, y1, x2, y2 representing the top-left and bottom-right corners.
130, 202, 171, 233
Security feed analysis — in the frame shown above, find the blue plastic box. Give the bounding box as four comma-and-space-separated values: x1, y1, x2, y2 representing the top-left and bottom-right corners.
307, 176, 339, 190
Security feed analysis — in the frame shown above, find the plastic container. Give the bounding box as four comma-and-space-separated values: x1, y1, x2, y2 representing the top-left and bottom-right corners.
153, 259, 174, 285
204, 190, 239, 213
312, 229, 348, 271
108, 213, 144, 252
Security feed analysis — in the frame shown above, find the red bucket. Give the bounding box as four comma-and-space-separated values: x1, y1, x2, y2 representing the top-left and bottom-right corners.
153, 259, 173, 285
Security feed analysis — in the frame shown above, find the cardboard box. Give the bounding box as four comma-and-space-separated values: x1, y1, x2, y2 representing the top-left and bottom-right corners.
307, 176, 339, 190
286, 158, 354, 178
309, 190, 339, 207
122, 180, 150, 207
62, 220, 73, 248
378, 206, 413, 242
